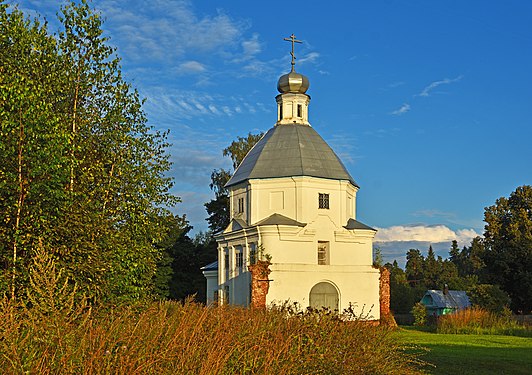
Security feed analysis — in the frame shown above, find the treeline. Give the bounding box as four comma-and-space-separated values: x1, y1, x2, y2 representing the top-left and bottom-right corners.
386, 186, 532, 315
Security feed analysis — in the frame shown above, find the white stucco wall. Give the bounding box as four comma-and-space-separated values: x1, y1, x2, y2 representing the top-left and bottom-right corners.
215, 175, 379, 319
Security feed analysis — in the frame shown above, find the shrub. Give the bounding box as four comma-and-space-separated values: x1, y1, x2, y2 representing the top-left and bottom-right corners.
436, 307, 531, 336
412, 302, 427, 326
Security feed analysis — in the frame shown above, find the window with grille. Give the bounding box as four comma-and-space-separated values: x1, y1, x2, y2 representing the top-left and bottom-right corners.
318, 241, 329, 265
237, 197, 244, 213
318, 193, 329, 209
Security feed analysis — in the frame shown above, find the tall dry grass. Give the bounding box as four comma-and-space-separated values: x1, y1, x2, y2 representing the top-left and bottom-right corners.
0, 298, 429, 374
0, 244, 425, 374
437, 307, 531, 336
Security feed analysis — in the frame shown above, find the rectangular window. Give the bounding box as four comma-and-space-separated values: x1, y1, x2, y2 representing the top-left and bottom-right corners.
235, 250, 243, 275
224, 252, 229, 269
297, 104, 302, 117
224, 251, 229, 280
318, 241, 329, 265
318, 193, 330, 209
237, 197, 244, 213
249, 243, 257, 265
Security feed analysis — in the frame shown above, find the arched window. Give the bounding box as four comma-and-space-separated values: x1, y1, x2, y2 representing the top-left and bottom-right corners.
309, 282, 339, 311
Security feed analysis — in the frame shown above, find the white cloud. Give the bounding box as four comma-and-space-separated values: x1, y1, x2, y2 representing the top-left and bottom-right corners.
95, 0, 247, 63
241, 33, 262, 60
413, 209, 456, 220
388, 81, 405, 88
175, 60, 206, 74
374, 224, 480, 245
391, 103, 410, 115
418, 75, 463, 97
297, 51, 320, 65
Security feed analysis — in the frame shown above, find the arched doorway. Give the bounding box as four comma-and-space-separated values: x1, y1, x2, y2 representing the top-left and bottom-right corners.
309, 282, 339, 311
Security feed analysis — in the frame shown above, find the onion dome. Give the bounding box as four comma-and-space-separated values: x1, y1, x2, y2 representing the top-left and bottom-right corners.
277, 68, 310, 94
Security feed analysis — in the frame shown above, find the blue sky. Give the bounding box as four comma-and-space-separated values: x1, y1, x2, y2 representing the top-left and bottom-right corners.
14, 0, 532, 265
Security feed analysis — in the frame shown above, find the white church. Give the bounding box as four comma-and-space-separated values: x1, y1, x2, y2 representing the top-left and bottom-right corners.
202, 36, 382, 320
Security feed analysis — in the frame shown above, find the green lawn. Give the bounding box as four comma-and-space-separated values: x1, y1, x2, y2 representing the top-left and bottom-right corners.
395, 326, 532, 375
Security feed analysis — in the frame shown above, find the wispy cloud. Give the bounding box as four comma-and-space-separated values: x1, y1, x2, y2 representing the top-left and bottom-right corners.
412, 209, 456, 220
143, 87, 269, 122
96, 0, 246, 64
391, 103, 410, 115
388, 81, 405, 88
240, 33, 262, 60
175, 60, 206, 74
297, 51, 320, 65
417, 75, 463, 97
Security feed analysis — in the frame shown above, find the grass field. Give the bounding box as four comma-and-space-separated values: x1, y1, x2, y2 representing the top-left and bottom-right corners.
395, 326, 532, 375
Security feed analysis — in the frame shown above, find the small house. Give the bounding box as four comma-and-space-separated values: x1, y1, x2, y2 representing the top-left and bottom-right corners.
420, 288, 471, 317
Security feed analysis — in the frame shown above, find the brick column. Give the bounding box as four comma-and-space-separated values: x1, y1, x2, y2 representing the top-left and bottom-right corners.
379, 267, 397, 327
248, 260, 271, 309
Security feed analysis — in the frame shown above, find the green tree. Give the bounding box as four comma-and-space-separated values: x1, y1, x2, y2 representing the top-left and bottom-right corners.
223, 132, 264, 170
386, 261, 418, 314
205, 132, 263, 232
405, 249, 424, 286
204, 169, 231, 233
461, 237, 485, 277
373, 247, 383, 267
0, 4, 71, 298
482, 185, 532, 313
0, 2, 177, 303
467, 284, 511, 314
422, 246, 439, 289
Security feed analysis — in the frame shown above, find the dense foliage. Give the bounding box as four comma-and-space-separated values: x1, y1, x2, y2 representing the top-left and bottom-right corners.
482, 185, 532, 313
0, 1, 177, 303
387, 185, 531, 315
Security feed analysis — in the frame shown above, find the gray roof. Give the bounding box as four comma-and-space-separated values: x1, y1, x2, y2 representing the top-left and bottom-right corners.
422, 290, 471, 310
255, 213, 306, 227
224, 218, 248, 232
226, 124, 358, 187
201, 260, 218, 271
344, 218, 376, 231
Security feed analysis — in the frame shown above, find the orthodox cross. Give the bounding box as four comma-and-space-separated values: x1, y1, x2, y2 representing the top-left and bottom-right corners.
283, 34, 302, 70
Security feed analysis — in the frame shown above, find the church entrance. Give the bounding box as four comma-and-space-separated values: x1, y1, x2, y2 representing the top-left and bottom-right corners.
309, 282, 339, 311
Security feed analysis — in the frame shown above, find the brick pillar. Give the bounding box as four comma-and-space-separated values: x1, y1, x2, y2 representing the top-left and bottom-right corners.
248, 260, 271, 309
379, 267, 397, 327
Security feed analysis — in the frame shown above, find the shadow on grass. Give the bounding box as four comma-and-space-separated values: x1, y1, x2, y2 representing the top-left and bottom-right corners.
417, 343, 532, 375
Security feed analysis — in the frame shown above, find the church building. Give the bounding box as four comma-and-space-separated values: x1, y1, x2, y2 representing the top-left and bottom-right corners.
202, 35, 382, 320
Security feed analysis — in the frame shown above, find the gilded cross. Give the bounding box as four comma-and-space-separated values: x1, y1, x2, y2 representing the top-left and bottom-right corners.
283, 34, 302, 70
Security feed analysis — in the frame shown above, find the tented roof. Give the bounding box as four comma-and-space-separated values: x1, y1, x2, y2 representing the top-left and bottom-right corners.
226, 124, 357, 187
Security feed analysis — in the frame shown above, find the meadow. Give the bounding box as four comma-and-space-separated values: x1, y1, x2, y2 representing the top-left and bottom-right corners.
396, 326, 532, 375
